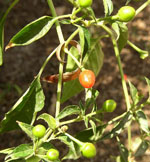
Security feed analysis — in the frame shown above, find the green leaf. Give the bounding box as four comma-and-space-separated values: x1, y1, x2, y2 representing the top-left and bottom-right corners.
128, 81, 141, 105
37, 113, 56, 130
6, 159, 26, 162
86, 7, 96, 22
58, 134, 81, 160
112, 22, 120, 40
134, 140, 149, 157
83, 115, 89, 128
136, 110, 150, 134
61, 38, 104, 103
76, 125, 106, 142
0, 147, 14, 155
57, 105, 80, 120
89, 120, 97, 138
85, 89, 99, 109
62, 145, 80, 160
7, 144, 33, 160
100, 111, 133, 140
116, 137, 128, 162
0, 0, 19, 65
79, 26, 91, 57
60, 19, 71, 24
26, 156, 41, 162
83, 38, 104, 75
17, 121, 34, 139
37, 142, 55, 157
145, 77, 150, 101
37, 155, 60, 162
102, 0, 113, 16
40, 142, 54, 151
116, 22, 128, 52
6, 16, 57, 49
0, 77, 45, 133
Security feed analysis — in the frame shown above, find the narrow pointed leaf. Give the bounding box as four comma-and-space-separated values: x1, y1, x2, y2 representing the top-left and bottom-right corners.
102, 0, 113, 16
0, 77, 45, 133
145, 77, 150, 101
79, 26, 91, 57
0, 147, 14, 155
100, 111, 133, 140
136, 110, 150, 134
57, 105, 80, 120
58, 134, 81, 160
7, 144, 33, 160
135, 140, 149, 157
89, 120, 97, 138
6, 159, 25, 162
76, 125, 106, 142
6, 16, 57, 49
117, 22, 128, 52
61, 38, 104, 103
116, 137, 128, 162
112, 22, 120, 40
17, 121, 34, 139
128, 81, 140, 105
26, 156, 41, 162
85, 89, 99, 108
37, 113, 56, 130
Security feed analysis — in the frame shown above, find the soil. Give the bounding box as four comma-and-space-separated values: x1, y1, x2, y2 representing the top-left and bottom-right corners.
0, 0, 150, 162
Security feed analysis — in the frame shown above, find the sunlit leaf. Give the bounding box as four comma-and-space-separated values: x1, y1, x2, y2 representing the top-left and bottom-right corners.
7, 144, 33, 160
102, 0, 113, 16
145, 77, 150, 101
57, 105, 80, 120
26, 156, 41, 162
79, 26, 91, 58
135, 140, 149, 157
17, 121, 34, 139
116, 137, 128, 162
61, 38, 104, 103
128, 81, 141, 105
100, 111, 133, 140
6, 16, 57, 49
58, 134, 81, 160
0, 147, 14, 155
116, 22, 128, 52
136, 110, 150, 134
37, 113, 56, 130
76, 125, 106, 142
0, 77, 45, 133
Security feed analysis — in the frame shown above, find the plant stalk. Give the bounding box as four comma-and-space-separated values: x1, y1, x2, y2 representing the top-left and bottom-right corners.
37, 47, 57, 77
136, 0, 150, 15
100, 24, 132, 157
47, 0, 65, 119
1, 0, 19, 24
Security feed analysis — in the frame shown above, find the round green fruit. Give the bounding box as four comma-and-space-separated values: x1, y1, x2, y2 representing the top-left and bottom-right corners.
81, 142, 96, 158
47, 149, 59, 161
32, 124, 46, 138
102, 99, 117, 112
78, 0, 93, 8
117, 6, 136, 22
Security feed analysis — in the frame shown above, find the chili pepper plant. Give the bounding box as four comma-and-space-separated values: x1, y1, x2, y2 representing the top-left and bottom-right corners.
0, 0, 150, 161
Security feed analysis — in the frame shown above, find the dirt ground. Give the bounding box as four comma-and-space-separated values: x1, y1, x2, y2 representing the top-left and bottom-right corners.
0, 0, 150, 162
